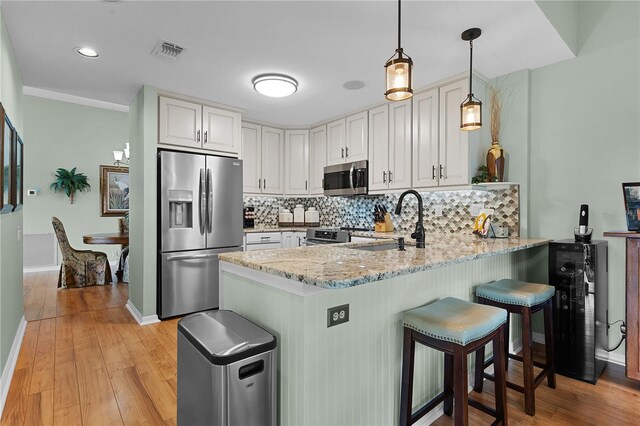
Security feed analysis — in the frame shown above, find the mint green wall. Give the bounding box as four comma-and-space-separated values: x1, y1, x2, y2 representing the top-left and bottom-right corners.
23, 96, 128, 261
527, 1, 640, 356
0, 10, 24, 377
536, 0, 579, 55
128, 85, 157, 317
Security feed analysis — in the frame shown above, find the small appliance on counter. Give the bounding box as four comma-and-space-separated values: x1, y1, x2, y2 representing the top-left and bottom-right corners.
374, 204, 394, 232
305, 228, 350, 245
574, 204, 593, 243
243, 206, 255, 229
278, 208, 293, 227
305, 207, 320, 227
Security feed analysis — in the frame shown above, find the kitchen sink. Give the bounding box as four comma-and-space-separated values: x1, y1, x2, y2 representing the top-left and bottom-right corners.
349, 243, 403, 252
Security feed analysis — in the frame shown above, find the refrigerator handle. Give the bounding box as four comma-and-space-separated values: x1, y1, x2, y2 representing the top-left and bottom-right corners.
207, 169, 213, 233
199, 168, 206, 234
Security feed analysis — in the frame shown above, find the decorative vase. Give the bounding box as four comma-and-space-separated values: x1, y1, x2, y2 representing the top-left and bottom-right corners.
487, 141, 505, 182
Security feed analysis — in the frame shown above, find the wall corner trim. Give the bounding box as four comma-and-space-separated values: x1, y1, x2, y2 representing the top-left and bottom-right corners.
0, 316, 27, 418
126, 300, 160, 326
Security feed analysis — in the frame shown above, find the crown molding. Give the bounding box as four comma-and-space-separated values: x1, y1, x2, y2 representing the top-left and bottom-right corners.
23, 86, 129, 113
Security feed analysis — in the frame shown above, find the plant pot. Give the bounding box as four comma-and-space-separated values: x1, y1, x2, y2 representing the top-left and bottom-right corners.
487, 141, 505, 182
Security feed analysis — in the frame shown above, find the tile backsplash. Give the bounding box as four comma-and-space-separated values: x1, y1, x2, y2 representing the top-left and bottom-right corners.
244, 186, 519, 237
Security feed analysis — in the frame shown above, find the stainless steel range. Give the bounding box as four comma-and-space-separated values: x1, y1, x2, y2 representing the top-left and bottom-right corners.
305, 228, 351, 246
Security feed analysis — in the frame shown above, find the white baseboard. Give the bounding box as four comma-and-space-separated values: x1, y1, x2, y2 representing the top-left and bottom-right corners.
126, 300, 160, 326
606, 351, 625, 367
532, 332, 545, 344
0, 316, 27, 418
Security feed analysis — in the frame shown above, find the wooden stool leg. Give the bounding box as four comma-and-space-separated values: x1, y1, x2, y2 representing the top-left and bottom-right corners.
444, 353, 454, 416
453, 347, 469, 426
522, 307, 535, 416
544, 299, 557, 389
504, 313, 510, 370
399, 328, 416, 426
493, 325, 509, 425
473, 345, 485, 393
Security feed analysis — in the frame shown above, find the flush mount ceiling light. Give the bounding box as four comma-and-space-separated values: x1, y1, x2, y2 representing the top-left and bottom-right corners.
460, 28, 482, 131
76, 47, 99, 58
384, 0, 413, 101
252, 74, 298, 98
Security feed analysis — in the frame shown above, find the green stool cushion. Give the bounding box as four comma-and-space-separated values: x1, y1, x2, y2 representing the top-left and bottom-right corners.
476, 279, 555, 307
402, 297, 507, 346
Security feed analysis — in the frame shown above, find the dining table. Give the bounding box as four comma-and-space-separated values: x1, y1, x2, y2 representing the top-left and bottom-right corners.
83, 232, 129, 280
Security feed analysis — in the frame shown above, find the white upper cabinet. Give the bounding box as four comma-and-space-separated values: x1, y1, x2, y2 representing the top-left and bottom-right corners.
158, 97, 202, 148
284, 130, 310, 195
202, 106, 241, 154
261, 126, 284, 195
345, 111, 368, 162
326, 118, 346, 166
241, 123, 261, 194
412, 77, 484, 189
439, 80, 469, 186
368, 105, 389, 191
158, 95, 240, 155
388, 100, 412, 190
412, 89, 439, 188
309, 125, 327, 195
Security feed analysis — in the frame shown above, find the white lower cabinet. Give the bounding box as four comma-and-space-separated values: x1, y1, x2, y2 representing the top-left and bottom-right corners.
282, 231, 306, 248
244, 232, 282, 251
245, 242, 281, 251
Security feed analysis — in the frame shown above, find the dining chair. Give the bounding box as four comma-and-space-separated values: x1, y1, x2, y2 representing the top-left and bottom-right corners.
51, 217, 112, 288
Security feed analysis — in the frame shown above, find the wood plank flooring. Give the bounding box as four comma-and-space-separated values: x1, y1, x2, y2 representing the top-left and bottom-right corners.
2, 271, 179, 426
5, 271, 640, 425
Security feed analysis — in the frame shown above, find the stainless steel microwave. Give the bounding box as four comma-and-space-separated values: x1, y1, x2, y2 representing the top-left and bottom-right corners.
323, 160, 368, 196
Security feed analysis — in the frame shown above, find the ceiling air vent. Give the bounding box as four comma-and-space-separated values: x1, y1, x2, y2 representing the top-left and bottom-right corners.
151, 40, 186, 61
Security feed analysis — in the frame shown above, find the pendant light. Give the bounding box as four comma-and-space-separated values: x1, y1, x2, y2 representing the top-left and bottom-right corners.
460, 28, 482, 131
384, 0, 413, 101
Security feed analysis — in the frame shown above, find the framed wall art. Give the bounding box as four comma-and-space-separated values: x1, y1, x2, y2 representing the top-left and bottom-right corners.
100, 165, 129, 217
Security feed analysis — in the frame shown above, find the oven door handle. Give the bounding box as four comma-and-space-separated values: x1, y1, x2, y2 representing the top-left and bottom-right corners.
349, 163, 355, 193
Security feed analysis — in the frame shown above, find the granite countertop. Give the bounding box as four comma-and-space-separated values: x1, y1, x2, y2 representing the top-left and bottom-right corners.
220, 235, 550, 289
244, 227, 308, 233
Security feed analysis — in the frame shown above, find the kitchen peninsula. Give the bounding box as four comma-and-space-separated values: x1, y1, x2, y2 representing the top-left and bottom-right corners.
219, 235, 549, 425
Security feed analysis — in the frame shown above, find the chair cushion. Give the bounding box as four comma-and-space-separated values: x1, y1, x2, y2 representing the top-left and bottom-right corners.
476, 279, 555, 307
402, 297, 507, 346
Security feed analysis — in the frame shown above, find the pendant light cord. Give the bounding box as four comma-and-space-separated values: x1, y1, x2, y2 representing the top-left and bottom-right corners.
468, 39, 473, 95
397, 0, 402, 51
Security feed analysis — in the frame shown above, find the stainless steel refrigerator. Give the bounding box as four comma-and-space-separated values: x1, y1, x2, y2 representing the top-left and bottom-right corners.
158, 150, 243, 319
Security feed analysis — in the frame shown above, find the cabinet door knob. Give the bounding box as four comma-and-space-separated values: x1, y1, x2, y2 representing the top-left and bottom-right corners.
197, 130, 201, 143
341, 147, 344, 158
264, 179, 266, 188
383, 171, 386, 183
389, 170, 393, 183
439, 165, 444, 179
305, 180, 308, 190
204, 131, 208, 144
345, 147, 349, 158
432, 165, 436, 180
258, 178, 262, 190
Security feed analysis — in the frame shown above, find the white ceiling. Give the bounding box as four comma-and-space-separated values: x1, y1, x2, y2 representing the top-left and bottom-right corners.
3, 1, 573, 127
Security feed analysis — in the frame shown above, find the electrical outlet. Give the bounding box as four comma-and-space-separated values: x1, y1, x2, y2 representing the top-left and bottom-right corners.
433, 204, 443, 217
471, 203, 485, 216
327, 304, 349, 328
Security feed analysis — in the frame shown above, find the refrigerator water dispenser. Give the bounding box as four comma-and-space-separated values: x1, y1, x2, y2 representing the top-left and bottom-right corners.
169, 190, 193, 228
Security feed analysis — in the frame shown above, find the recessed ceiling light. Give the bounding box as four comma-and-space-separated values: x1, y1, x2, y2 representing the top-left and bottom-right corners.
343, 80, 365, 90
76, 47, 99, 58
252, 74, 298, 98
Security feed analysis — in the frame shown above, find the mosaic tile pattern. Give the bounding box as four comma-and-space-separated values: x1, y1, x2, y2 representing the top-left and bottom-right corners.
244, 186, 520, 237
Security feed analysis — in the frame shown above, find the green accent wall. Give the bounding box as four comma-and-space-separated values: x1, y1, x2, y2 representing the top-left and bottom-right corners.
536, 0, 579, 55
23, 96, 128, 261
128, 85, 158, 317
493, 1, 640, 357
0, 9, 24, 377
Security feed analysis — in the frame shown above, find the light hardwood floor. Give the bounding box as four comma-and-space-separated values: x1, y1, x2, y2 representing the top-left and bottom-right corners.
4, 271, 640, 425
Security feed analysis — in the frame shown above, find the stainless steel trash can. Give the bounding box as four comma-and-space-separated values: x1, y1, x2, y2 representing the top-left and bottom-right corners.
177, 310, 277, 426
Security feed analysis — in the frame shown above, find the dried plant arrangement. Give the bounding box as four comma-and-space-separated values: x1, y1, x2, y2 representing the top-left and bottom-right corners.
489, 86, 503, 143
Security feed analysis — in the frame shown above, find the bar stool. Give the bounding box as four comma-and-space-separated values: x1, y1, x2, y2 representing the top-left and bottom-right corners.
400, 297, 509, 426
474, 279, 556, 416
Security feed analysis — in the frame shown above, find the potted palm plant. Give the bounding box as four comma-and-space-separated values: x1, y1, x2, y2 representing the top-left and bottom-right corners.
50, 167, 91, 204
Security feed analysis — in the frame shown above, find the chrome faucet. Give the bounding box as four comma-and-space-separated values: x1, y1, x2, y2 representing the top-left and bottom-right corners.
394, 190, 426, 248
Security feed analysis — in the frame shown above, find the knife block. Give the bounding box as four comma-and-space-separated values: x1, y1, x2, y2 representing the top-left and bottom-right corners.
375, 213, 395, 232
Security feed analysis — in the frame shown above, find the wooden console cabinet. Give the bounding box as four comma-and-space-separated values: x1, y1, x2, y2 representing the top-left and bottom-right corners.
604, 231, 640, 380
